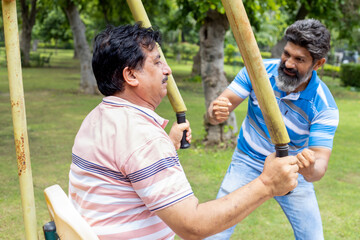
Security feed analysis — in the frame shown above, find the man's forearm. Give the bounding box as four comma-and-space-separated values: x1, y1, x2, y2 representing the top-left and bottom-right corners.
157, 178, 273, 240
300, 148, 330, 182
193, 178, 273, 237
301, 159, 327, 182
157, 154, 298, 240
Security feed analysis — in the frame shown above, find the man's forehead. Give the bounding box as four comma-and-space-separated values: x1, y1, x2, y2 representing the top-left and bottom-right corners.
143, 47, 160, 60
284, 42, 311, 58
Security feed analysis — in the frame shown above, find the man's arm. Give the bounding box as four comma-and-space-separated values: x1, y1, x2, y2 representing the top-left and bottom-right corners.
156, 153, 299, 240
207, 89, 245, 125
296, 147, 331, 182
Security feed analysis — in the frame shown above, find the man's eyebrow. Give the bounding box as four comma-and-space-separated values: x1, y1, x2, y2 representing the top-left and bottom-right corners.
152, 54, 161, 62
284, 49, 307, 59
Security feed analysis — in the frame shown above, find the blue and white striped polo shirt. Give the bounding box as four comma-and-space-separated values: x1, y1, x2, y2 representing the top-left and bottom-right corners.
228, 59, 339, 170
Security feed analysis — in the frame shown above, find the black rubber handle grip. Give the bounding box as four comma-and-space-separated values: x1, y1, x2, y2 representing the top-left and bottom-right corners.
275, 144, 289, 158
176, 112, 190, 149
275, 144, 292, 195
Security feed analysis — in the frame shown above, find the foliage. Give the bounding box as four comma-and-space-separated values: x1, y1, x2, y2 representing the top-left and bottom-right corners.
261, 51, 272, 59
175, 0, 280, 31
184, 74, 202, 83
340, 63, 360, 88
225, 44, 272, 66
167, 42, 199, 63
224, 44, 238, 64
279, 0, 360, 48
320, 64, 340, 78
33, 7, 72, 45
254, 10, 289, 51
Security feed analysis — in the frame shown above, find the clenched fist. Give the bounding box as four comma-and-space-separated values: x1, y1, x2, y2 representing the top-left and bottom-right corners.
208, 97, 232, 124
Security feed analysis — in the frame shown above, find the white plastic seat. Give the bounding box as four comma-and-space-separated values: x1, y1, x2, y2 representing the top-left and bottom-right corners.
44, 184, 99, 240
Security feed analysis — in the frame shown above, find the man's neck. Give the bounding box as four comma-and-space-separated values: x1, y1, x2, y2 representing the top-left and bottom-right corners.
113, 91, 156, 111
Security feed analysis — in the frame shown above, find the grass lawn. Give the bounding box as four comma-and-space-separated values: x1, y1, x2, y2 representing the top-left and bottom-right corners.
0, 49, 359, 239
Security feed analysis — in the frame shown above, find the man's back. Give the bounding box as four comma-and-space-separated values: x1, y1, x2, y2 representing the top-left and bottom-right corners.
69, 96, 193, 239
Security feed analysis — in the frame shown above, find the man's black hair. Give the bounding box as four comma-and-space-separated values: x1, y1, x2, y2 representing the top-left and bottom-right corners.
92, 23, 161, 96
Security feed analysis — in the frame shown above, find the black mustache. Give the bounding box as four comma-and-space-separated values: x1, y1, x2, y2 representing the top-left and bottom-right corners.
279, 62, 298, 75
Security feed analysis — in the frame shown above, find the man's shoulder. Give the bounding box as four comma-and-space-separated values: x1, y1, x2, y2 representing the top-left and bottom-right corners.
263, 58, 280, 65
239, 58, 279, 78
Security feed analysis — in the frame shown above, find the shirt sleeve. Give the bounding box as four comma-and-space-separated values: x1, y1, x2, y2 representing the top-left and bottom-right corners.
124, 136, 194, 212
309, 108, 339, 149
228, 67, 252, 99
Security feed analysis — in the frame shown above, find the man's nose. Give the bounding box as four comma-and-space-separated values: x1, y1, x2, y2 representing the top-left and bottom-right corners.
285, 58, 296, 69
163, 61, 172, 75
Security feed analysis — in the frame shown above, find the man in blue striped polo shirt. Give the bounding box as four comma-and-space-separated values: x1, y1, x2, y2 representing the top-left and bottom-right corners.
206, 19, 339, 240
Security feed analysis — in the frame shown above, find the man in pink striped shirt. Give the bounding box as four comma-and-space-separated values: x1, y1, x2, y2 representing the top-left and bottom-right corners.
69, 23, 299, 240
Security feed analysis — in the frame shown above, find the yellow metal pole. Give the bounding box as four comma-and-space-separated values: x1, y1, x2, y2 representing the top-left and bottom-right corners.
2, 0, 38, 239
221, 0, 290, 155
126, 0, 187, 113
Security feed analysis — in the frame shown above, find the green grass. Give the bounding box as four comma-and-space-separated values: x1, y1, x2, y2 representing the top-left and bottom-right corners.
0, 49, 359, 239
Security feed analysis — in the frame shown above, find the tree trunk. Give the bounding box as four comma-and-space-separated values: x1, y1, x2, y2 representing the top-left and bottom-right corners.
270, 37, 287, 58
64, 0, 98, 94
201, 10, 237, 146
19, 0, 37, 67
191, 50, 201, 76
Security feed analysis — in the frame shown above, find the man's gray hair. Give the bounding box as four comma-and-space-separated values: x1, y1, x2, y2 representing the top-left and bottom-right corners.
285, 19, 330, 61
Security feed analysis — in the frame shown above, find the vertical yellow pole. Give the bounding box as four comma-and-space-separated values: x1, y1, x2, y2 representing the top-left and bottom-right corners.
126, 0, 187, 113
221, 0, 290, 156
2, 0, 38, 239
127, 0, 190, 148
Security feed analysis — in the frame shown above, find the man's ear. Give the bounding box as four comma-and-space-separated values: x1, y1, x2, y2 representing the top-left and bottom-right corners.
313, 58, 326, 71
123, 67, 139, 87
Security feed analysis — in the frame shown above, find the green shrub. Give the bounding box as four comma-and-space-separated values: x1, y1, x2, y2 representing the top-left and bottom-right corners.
225, 44, 238, 64
181, 42, 199, 61
261, 51, 271, 59
185, 75, 202, 83
165, 42, 199, 63
340, 63, 360, 88
320, 64, 340, 78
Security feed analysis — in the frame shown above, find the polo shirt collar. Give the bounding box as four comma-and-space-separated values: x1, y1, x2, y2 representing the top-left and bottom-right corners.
102, 96, 169, 129
298, 70, 319, 100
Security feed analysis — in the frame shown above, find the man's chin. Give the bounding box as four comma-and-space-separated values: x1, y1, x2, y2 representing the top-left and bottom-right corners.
161, 90, 167, 98
277, 83, 297, 93
276, 77, 298, 92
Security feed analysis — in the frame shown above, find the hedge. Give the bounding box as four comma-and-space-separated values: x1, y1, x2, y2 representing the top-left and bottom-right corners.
320, 64, 340, 78
340, 63, 360, 88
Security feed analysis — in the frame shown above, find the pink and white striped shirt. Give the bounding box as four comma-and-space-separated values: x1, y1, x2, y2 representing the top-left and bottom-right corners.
69, 96, 193, 239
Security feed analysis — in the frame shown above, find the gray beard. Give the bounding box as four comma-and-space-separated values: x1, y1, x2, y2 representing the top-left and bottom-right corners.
276, 67, 313, 93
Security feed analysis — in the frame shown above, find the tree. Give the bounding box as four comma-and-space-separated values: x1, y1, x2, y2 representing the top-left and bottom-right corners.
199, 9, 238, 146
19, 0, 38, 67
62, 0, 97, 94
176, 0, 280, 146
33, 7, 72, 51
